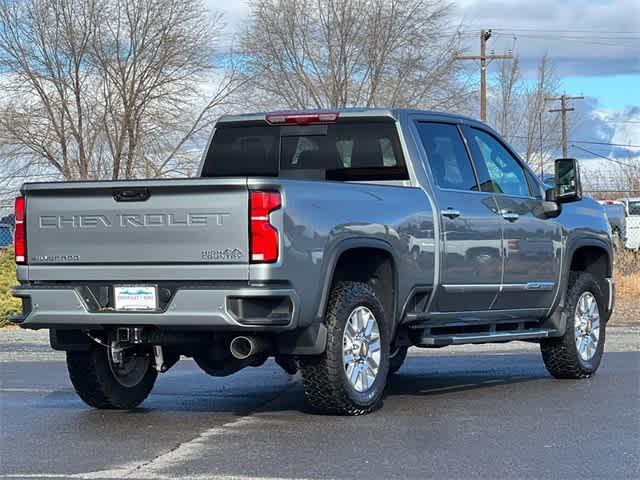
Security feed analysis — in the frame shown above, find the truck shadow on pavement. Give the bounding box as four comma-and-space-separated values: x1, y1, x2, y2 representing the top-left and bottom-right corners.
29, 352, 603, 415
385, 353, 551, 399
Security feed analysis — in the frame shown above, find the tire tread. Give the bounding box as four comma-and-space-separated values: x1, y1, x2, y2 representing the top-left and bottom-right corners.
67, 346, 157, 409
299, 281, 387, 415
541, 272, 606, 379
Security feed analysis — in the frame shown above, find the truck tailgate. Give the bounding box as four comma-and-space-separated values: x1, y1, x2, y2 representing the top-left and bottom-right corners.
24, 178, 249, 267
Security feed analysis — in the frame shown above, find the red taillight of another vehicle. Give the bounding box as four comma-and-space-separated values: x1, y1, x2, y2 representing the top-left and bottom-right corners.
249, 191, 281, 263
14, 196, 26, 264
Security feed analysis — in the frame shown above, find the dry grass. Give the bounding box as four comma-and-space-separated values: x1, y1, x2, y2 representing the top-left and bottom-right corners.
615, 273, 640, 299
615, 248, 640, 275
614, 249, 640, 298
0, 248, 20, 327
611, 249, 640, 325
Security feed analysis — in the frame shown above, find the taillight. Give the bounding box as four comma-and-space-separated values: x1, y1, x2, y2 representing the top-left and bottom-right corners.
249, 191, 281, 263
265, 112, 339, 125
14, 196, 26, 264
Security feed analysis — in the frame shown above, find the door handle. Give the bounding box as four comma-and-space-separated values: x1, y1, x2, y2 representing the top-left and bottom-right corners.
441, 209, 461, 220
502, 212, 519, 222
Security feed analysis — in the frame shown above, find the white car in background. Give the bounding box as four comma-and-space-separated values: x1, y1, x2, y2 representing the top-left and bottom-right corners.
618, 197, 640, 250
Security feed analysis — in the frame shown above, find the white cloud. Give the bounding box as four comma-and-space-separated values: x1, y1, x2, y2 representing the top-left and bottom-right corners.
203, 0, 249, 35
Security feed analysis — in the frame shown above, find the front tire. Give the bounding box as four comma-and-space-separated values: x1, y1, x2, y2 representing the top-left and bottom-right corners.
67, 343, 157, 409
299, 281, 389, 415
540, 272, 606, 379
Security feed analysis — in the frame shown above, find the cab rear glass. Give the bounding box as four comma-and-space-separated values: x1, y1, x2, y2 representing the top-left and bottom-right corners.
201, 120, 408, 181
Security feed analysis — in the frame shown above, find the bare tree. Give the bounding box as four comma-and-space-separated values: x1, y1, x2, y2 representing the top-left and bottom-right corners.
0, 0, 241, 183
489, 54, 562, 174
605, 150, 640, 193
523, 56, 562, 171
490, 54, 522, 140
242, 0, 471, 111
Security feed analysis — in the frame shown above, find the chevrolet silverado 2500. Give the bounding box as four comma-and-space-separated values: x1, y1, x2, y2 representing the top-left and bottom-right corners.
12, 109, 615, 415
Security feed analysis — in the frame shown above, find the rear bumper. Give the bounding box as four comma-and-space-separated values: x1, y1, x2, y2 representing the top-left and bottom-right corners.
11, 285, 300, 331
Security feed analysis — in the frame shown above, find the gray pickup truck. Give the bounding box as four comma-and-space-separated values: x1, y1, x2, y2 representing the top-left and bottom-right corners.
599, 200, 627, 249
12, 109, 615, 415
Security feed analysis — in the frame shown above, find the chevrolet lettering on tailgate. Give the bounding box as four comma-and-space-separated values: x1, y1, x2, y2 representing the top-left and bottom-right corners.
38, 212, 230, 229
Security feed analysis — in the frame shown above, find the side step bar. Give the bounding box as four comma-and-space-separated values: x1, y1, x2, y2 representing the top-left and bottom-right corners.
416, 328, 559, 347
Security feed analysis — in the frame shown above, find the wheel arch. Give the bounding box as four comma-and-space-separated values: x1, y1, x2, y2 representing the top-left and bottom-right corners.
544, 237, 614, 332
317, 238, 398, 332
569, 242, 612, 278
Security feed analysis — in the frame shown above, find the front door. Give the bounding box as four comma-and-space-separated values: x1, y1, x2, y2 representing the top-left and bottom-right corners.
462, 126, 561, 310
415, 122, 503, 312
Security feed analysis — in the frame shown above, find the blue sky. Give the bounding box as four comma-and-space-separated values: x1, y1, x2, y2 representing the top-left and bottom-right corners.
562, 74, 639, 111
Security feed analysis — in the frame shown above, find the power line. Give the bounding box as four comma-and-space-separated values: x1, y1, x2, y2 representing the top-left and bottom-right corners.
571, 144, 637, 168
489, 34, 640, 51
463, 26, 640, 34
510, 137, 640, 149
493, 33, 640, 40
570, 140, 640, 148
572, 144, 618, 161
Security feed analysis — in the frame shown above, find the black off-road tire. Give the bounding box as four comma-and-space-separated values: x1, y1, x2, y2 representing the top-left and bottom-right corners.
299, 281, 390, 415
540, 272, 607, 379
389, 346, 408, 374
67, 344, 157, 409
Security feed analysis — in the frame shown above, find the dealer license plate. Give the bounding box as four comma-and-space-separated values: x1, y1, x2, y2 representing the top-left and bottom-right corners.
114, 285, 158, 311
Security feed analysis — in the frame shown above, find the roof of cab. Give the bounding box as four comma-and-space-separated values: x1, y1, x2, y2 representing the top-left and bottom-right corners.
217, 107, 482, 126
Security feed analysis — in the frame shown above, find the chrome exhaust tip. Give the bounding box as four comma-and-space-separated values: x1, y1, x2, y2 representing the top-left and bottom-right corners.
230, 336, 260, 360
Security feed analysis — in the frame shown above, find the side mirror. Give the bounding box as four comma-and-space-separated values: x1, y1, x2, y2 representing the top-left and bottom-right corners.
554, 158, 582, 203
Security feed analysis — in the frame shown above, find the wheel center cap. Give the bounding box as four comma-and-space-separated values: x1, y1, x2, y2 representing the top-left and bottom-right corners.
351, 339, 369, 360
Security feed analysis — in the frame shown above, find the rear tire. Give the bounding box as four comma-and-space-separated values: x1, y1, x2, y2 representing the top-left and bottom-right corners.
67, 343, 157, 409
299, 281, 389, 415
540, 272, 606, 379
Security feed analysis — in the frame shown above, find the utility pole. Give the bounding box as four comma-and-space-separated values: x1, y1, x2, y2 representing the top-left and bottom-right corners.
454, 29, 513, 122
547, 95, 584, 158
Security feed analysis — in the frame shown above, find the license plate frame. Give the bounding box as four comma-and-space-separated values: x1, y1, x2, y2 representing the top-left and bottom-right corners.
114, 285, 159, 312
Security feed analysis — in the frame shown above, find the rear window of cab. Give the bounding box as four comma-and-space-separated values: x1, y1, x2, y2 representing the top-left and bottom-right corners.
201, 121, 408, 181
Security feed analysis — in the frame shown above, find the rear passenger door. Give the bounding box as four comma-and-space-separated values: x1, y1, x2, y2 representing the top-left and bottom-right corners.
415, 122, 503, 312
462, 126, 562, 311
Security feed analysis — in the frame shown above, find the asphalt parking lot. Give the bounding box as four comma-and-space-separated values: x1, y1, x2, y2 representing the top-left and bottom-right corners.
1, 327, 639, 480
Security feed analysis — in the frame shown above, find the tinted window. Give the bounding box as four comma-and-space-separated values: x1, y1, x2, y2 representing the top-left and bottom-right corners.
629, 201, 640, 215
416, 122, 477, 191
202, 122, 406, 180
202, 126, 279, 177
464, 128, 531, 197
280, 123, 402, 171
